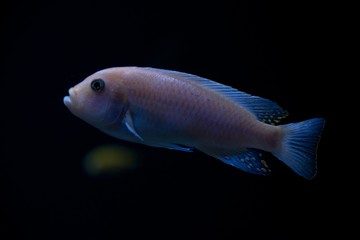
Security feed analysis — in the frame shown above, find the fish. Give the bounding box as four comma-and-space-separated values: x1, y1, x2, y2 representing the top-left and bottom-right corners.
64, 67, 325, 179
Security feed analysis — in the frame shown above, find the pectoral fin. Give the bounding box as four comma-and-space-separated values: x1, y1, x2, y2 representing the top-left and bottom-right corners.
124, 111, 144, 141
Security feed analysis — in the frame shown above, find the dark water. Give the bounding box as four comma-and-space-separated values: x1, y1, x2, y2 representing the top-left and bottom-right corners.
3, 0, 342, 239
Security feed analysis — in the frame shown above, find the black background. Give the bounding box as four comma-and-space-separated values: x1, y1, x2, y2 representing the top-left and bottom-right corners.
3, 0, 342, 239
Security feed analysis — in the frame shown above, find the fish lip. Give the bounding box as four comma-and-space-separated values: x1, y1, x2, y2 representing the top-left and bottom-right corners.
63, 88, 75, 108
63, 96, 72, 107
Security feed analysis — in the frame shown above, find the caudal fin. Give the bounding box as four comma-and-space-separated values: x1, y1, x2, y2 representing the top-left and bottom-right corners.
274, 118, 325, 179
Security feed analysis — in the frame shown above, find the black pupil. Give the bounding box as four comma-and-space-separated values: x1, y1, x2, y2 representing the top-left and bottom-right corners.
91, 79, 105, 92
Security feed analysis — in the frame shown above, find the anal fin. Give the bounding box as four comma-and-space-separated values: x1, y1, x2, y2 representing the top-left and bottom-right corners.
203, 148, 272, 176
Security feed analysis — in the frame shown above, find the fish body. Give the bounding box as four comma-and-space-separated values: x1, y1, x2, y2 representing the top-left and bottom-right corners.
64, 67, 325, 179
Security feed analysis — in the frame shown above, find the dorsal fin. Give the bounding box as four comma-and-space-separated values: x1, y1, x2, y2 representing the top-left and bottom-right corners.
144, 67, 288, 124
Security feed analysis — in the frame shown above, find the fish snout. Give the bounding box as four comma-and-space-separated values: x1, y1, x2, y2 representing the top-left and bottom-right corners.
63, 87, 78, 109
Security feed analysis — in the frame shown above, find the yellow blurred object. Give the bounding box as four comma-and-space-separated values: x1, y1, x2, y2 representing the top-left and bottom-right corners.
83, 145, 138, 176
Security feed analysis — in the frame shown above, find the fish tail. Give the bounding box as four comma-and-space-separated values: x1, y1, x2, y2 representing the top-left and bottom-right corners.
273, 118, 325, 179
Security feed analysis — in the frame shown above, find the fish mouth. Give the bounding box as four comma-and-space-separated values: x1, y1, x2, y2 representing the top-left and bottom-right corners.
63, 88, 76, 108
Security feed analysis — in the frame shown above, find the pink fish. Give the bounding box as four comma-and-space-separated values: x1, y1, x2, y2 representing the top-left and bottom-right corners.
64, 67, 325, 179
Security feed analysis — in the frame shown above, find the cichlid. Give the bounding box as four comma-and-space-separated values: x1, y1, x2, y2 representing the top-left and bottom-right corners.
64, 67, 325, 179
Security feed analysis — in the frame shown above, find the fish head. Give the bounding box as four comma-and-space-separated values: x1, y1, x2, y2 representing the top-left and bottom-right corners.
64, 68, 128, 129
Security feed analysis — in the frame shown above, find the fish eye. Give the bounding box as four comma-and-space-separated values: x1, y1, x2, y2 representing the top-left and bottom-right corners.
91, 79, 105, 93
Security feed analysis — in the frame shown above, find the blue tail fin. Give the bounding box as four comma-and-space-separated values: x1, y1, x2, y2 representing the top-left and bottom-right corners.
274, 118, 325, 179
